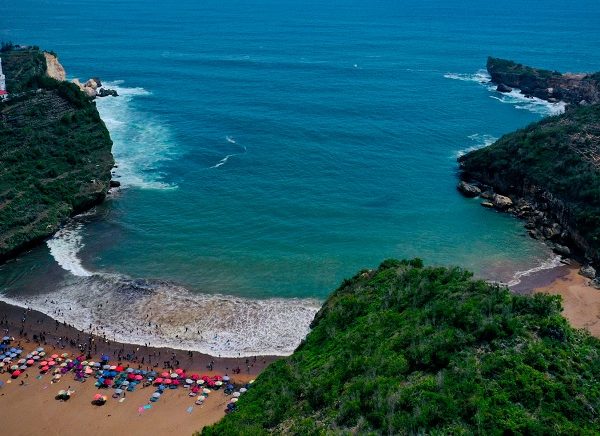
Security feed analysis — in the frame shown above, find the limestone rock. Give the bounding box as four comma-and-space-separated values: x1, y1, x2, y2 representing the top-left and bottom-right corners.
44, 52, 66, 81
457, 181, 481, 198
493, 194, 513, 210
496, 83, 513, 93
580, 264, 596, 279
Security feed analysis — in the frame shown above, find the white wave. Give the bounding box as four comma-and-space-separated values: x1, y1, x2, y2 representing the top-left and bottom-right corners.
95, 81, 177, 190
443, 69, 490, 83
0, 274, 321, 357
226, 135, 236, 144
505, 255, 564, 287
46, 220, 93, 277
444, 69, 566, 116
209, 136, 247, 169
489, 89, 566, 116
210, 154, 235, 169
455, 133, 498, 158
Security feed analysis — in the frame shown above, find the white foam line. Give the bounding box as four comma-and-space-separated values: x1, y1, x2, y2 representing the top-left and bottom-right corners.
0, 275, 322, 357
444, 69, 566, 116
455, 133, 498, 158
46, 221, 93, 277
505, 255, 564, 287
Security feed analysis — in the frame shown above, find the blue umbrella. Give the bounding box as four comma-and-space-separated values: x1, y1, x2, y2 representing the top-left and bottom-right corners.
126, 368, 134, 373
110, 371, 117, 377
101, 354, 110, 362
2, 336, 9, 341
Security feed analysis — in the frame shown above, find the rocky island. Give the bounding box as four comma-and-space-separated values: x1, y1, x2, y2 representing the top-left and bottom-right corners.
458, 58, 600, 278
487, 56, 600, 107
0, 45, 116, 260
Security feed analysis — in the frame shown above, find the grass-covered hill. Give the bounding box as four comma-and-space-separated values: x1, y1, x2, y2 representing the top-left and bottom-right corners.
203, 259, 600, 435
459, 103, 600, 262
0, 46, 113, 260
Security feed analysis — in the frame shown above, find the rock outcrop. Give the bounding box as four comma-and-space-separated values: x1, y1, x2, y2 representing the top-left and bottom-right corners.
43, 52, 66, 81
487, 57, 600, 107
457, 181, 481, 197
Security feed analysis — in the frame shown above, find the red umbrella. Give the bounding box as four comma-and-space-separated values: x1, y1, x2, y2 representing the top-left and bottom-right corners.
12, 370, 21, 378
163, 379, 172, 385
190, 374, 200, 380
192, 386, 199, 393
175, 368, 184, 375
161, 372, 170, 378
172, 379, 180, 386
134, 375, 143, 381
115, 366, 124, 372
104, 379, 113, 386
212, 375, 223, 381
127, 373, 135, 380
93, 393, 103, 401
41, 365, 49, 372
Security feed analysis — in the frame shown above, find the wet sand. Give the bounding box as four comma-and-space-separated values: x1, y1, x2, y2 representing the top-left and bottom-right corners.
0, 300, 279, 435
533, 264, 600, 338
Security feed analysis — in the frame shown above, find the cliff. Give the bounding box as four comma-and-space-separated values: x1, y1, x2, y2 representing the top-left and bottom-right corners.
458, 103, 600, 267
487, 57, 600, 106
202, 260, 600, 435
0, 46, 114, 261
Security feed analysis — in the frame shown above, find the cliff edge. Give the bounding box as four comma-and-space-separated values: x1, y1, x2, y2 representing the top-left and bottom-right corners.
0, 45, 114, 261
487, 57, 600, 107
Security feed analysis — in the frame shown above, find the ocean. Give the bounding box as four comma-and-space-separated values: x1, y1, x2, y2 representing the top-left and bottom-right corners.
1, 0, 599, 356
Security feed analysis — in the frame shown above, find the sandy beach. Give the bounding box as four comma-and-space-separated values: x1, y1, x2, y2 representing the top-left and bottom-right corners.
534, 264, 600, 338
0, 301, 279, 436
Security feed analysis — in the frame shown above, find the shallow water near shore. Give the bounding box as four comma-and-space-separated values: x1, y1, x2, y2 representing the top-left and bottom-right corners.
2, 0, 600, 355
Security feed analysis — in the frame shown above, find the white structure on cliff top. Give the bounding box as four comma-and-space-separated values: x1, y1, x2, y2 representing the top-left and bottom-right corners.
0, 57, 6, 98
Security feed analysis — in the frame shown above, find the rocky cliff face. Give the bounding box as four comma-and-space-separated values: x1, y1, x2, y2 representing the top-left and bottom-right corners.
487, 57, 600, 107
458, 102, 600, 272
0, 47, 114, 261
43, 52, 66, 81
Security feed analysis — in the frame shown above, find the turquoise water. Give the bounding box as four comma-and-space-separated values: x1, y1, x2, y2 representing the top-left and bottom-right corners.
1, 0, 599, 355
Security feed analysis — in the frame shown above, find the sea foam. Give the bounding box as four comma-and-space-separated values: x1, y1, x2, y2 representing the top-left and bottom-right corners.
46, 220, 94, 277
95, 81, 177, 190
0, 273, 321, 357
444, 69, 566, 117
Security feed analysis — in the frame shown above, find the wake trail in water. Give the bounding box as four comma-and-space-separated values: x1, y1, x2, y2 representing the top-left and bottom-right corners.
209, 136, 247, 169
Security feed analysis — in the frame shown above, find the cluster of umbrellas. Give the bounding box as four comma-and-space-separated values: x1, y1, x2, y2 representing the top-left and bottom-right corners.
0, 343, 29, 378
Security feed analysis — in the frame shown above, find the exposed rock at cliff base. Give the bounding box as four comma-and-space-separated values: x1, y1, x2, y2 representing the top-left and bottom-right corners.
487, 57, 600, 107
43, 52, 66, 81
493, 194, 513, 210
457, 181, 481, 197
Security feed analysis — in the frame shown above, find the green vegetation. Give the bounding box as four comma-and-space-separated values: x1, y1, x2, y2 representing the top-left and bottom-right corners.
459, 104, 600, 259
487, 57, 560, 81
0, 47, 113, 259
202, 260, 600, 435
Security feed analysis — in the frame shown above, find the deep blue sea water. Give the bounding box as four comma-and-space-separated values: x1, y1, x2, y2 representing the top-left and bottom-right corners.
1, 0, 600, 355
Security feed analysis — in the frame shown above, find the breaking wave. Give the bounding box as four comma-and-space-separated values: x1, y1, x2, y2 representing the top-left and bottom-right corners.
505, 255, 564, 287
455, 133, 498, 158
95, 81, 177, 190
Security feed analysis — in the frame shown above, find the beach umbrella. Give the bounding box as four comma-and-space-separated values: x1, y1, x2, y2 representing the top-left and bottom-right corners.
19, 365, 27, 370
9, 353, 16, 358
239, 387, 247, 393
115, 388, 123, 394
17, 358, 25, 364
163, 379, 172, 385
104, 379, 113, 386
93, 393, 103, 401
161, 372, 169, 378
196, 380, 205, 385
121, 380, 130, 386
102, 364, 111, 370
152, 392, 161, 398
81, 361, 89, 366
48, 360, 56, 366
148, 371, 157, 377
33, 355, 40, 361
2, 358, 10, 363
36, 347, 44, 352
134, 369, 141, 374
10, 365, 18, 371
154, 377, 163, 384
12, 370, 21, 378
203, 388, 211, 394
215, 381, 223, 386
172, 379, 180, 386
230, 397, 238, 403
115, 365, 124, 372
170, 373, 178, 379
101, 354, 110, 361
61, 353, 69, 358
222, 375, 230, 382
85, 367, 93, 374
93, 362, 101, 368
175, 368, 184, 375
190, 374, 199, 380
39, 352, 46, 357
53, 374, 61, 380
60, 363, 67, 367
2, 336, 10, 341
232, 392, 241, 398
51, 354, 59, 359
26, 353, 33, 358
0, 363, 4, 368
41, 365, 49, 372
110, 365, 116, 370
212, 375, 223, 381
58, 389, 67, 396
126, 368, 135, 373
185, 378, 193, 385
134, 375, 143, 381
